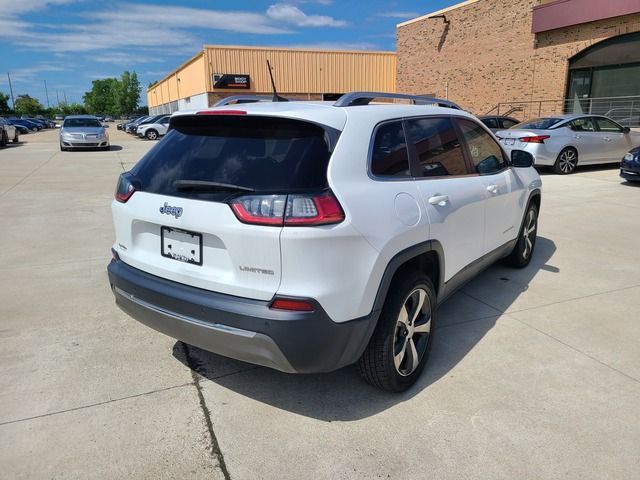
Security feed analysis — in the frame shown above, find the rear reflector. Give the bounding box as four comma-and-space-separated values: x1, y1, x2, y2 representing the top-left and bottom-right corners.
270, 298, 314, 312
196, 110, 246, 115
519, 135, 550, 143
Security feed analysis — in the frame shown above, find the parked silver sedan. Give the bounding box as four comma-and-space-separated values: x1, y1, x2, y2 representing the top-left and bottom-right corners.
496, 115, 640, 174
59, 115, 110, 151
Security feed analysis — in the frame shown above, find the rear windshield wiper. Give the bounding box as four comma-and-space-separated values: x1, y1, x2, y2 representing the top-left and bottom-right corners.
174, 180, 255, 193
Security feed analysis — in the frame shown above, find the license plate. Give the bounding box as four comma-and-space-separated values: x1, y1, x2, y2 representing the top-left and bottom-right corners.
504, 138, 515, 146
161, 227, 203, 265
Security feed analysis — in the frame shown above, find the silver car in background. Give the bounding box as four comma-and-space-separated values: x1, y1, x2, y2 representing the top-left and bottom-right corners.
496, 115, 640, 174
59, 115, 110, 151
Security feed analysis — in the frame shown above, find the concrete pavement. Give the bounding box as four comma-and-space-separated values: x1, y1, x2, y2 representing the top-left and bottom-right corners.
0, 127, 638, 479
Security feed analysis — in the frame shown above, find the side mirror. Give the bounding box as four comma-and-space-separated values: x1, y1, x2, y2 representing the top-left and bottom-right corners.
622, 127, 631, 134
511, 150, 534, 168
102, 123, 110, 128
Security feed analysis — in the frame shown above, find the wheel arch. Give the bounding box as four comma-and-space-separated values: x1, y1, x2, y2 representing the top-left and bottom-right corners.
371, 240, 445, 316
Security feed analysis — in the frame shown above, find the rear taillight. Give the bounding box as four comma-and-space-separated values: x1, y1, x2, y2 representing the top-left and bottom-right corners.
270, 298, 314, 312
230, 194, 287, 226
229, 191, 344, 227
519, 135, 550, 144
115, 174, 136, 203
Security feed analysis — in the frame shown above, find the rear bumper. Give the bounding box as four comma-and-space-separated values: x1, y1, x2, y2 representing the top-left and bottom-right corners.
107, 257, 375, 373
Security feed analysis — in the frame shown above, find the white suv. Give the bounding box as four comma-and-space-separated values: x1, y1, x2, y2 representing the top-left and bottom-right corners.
136, 115, 171, 140
108, 92, 542, 392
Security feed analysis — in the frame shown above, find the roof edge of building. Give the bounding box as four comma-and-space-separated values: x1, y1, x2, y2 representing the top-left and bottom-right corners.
202, 44, 396, 55
147, 49, 205, 93
397, 0, 481, 27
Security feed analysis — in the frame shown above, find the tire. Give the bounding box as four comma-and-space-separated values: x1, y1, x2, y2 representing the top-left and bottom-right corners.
358, 272, 436, 392
553, 148, 578, 174
145, 129, 158, 140
12, 134, 19, 143
503, 202, 538, 268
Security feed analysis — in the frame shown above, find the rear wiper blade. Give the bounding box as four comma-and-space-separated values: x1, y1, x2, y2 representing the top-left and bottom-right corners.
174, 180, 255, 193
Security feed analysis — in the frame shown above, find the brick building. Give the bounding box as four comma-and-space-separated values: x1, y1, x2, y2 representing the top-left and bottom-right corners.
397, 0, 640, 121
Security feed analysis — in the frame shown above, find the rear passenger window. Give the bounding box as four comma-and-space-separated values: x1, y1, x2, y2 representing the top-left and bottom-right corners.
405, 117, 467, 177
371, 121, 410, 177
457, 119, 507, 175
570, 118, 595, 132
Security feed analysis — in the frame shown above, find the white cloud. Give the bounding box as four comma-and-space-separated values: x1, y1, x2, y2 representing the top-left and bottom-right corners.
0, 0, 80, 15
266, 3, 347, 27
5, 63, 69, 83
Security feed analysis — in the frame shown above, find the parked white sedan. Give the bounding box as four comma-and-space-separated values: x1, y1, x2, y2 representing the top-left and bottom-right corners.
496, 115, 640, 174
137, 115, 171, 140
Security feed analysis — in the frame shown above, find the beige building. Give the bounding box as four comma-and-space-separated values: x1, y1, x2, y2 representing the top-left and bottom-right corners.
148, 45, 396, 114
397, 0, 640, 122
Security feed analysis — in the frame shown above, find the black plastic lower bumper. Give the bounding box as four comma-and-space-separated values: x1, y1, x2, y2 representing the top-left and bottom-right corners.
107, 258, 376, 373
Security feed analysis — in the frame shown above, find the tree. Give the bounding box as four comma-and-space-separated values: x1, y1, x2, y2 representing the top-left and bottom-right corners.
0, 92, 11, 115
58, 103, 87, 115
81, 71, 141, 116
119, 71, 141, 115
14, 95, 44, 116
83, 78, 120, 115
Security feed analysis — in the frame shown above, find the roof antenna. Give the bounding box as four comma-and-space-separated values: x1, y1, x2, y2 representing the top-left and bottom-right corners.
266, 59, 288, 102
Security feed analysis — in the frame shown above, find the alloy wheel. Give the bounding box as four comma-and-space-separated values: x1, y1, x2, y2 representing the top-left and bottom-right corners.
522, 208, 536, 259
393, 287, 432, 376
558, 150, 577, 173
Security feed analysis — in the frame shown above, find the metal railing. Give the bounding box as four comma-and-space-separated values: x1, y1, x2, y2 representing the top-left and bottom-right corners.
488, 95, 640, 127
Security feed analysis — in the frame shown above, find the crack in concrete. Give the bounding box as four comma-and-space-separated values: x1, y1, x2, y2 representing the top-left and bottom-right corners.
451, 287, 640, 384
0, 151, 59, 199
182, 342, 232, 480
0, 382, 193, 427
505, 313, 640, 385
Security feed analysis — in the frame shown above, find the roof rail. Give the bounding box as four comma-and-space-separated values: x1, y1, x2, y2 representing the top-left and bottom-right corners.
214, 95, 280, 106
333, 91, 461, 109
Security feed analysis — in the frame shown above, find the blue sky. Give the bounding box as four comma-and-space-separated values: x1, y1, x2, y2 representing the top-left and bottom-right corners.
0, 0, 453, 107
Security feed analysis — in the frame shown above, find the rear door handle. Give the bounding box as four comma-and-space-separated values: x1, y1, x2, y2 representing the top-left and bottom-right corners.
486, 184, 499, 194
428, 194, 449, 206
573, 135, 581, 139
604, 137, 612, 142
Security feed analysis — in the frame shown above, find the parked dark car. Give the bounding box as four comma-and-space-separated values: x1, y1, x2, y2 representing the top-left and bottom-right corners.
11, 123, 30, 135
125, 116, 152, 134
24, 118, 50, 129
8, 119, 41, 132
479, 115, 520, 133
621, 146, 640, 182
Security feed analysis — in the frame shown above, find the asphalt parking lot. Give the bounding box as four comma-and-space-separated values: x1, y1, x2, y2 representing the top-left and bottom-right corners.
1, 127, 639, 479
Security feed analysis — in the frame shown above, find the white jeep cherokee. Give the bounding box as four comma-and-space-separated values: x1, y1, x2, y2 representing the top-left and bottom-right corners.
108, 92, 542, 392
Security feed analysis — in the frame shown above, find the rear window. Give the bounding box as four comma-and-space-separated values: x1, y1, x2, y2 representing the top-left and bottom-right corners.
131, 115, 334, 198
513, 118, 563, 130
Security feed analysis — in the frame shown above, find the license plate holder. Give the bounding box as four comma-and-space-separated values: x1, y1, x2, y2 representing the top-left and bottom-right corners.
504, 138, 515, 146
161, 227, 203, 266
